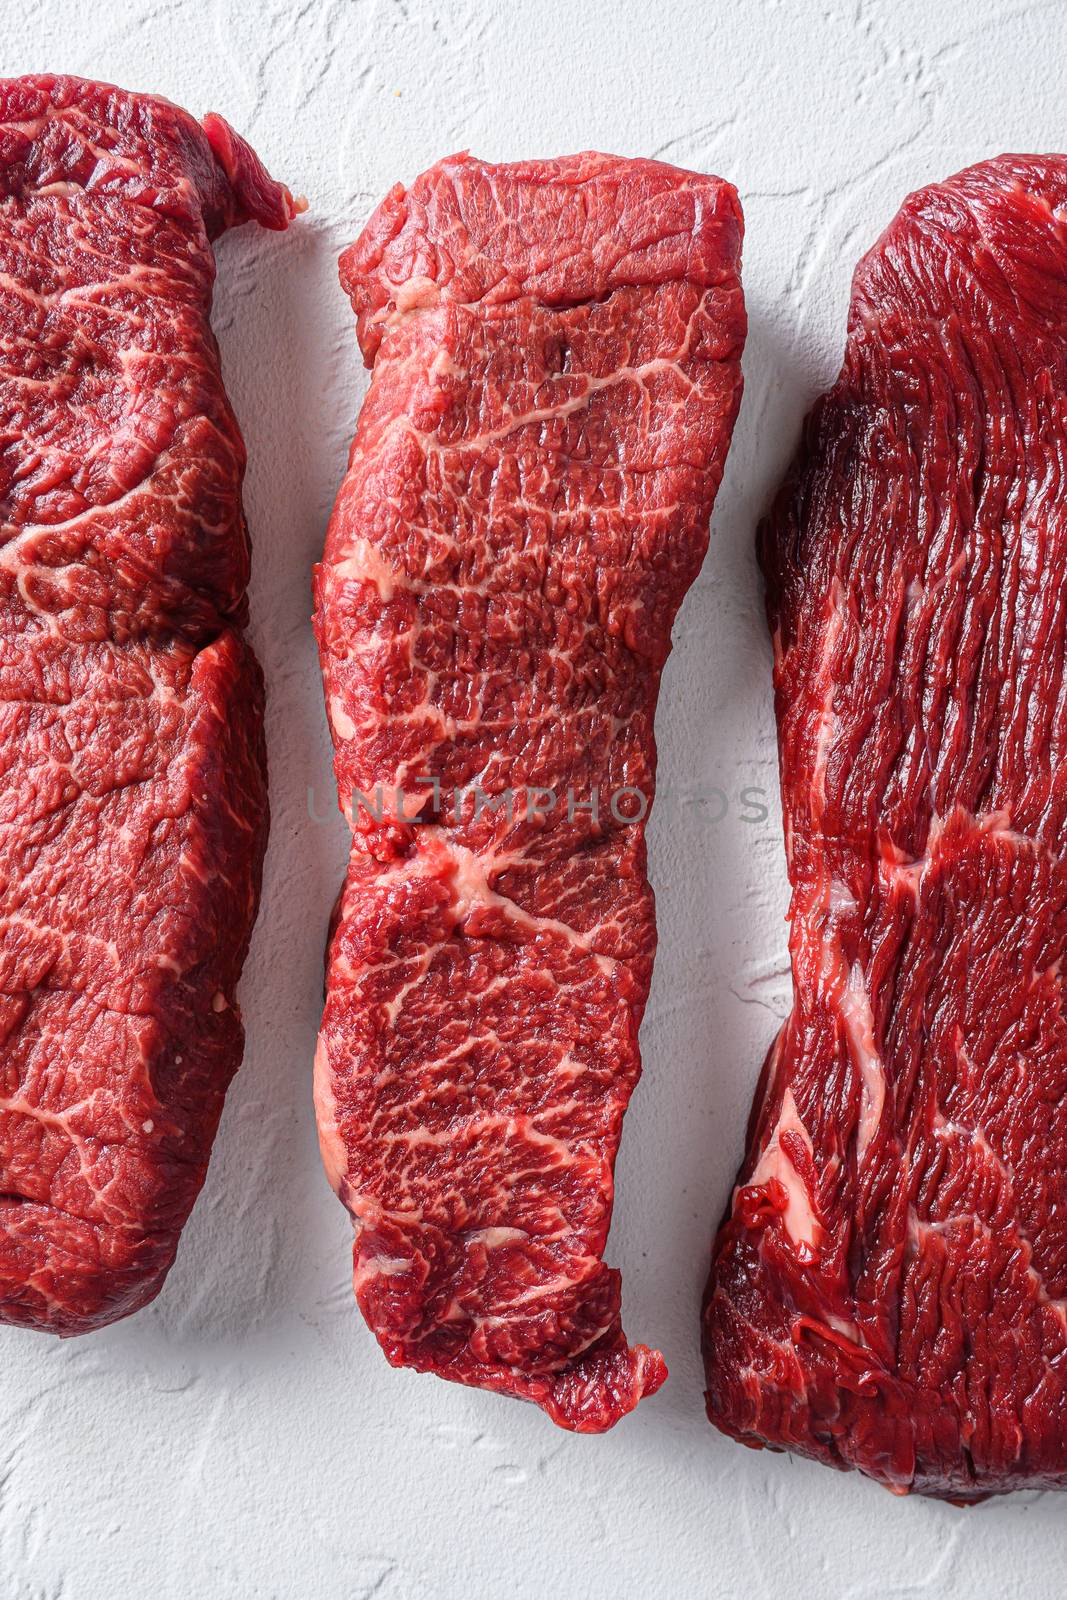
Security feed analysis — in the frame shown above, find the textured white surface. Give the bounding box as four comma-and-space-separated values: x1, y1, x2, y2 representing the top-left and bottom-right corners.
2, 1, 1065, 1595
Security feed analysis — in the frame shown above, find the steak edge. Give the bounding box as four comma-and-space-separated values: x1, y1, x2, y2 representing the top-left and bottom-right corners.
315, 151, 745, 1430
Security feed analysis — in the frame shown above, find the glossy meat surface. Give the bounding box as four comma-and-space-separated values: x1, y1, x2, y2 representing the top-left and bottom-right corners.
315, 151, 745, 1429
704, 155, 1067, 1499
0, 75, 294, 1333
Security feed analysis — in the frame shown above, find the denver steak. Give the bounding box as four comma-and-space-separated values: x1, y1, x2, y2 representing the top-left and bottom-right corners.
315, 152, 745, 1429
0, 75, 296, 1334
703, 155, 1067, 1498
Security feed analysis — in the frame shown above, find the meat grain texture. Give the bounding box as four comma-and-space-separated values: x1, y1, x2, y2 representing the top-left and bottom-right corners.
315, 152, 745, 1430
703, 155, 1067, 1499
0, 76, 295, 1334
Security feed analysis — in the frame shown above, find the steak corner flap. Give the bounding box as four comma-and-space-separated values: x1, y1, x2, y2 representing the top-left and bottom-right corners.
0, 75, 296, 1334
314, 151, 746, 1430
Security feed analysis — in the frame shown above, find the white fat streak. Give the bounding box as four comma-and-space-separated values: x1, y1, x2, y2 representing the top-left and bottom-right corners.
382, 945, 436, 1026
839, 962, 885, 1163
389, 275, 441, 317
448, 841, 617, 978
329, 539, 399, 601
380, 1113, 575, 1166
414, 351, 700, 456
429, 347, 462, 379
464, 1226, 528, 1248
827, 878, 857, 914
354, 1255, 414, 1291
328, 693, 357, 741
878, 806, 1051, 905
741, 1088, 820, 1251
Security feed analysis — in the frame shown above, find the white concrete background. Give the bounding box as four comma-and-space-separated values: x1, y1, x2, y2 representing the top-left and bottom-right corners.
2, 1, 1064, 1595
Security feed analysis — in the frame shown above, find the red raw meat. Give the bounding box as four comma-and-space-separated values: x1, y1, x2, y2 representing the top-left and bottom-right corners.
703, 155, 1067, 1499
0, 75, 296, 1334
315, 152, 745, 1430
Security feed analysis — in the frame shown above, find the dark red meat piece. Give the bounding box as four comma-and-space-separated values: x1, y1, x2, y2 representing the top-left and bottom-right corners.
315, 151, 745, 1430
0, 75, 295, 1334
703, 155, 1067, 1499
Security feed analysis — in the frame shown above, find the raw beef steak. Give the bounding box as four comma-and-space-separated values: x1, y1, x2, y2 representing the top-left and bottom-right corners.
0, 75, 296, 1334
315, 152, 745, 1429
703, 155, 1067, 1499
